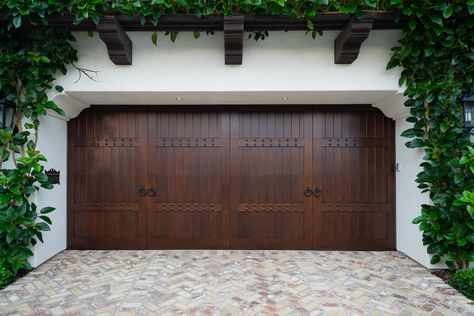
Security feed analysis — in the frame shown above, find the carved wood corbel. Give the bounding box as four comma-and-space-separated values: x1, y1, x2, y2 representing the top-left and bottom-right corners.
334, 16, 373, 64
97, 16, 133, 65
224, 16, 244, 65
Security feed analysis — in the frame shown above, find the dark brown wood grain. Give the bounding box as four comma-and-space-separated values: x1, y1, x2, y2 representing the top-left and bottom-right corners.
67, 107, 148, 249
224, 16, 244, 65
67, 105, 395, 250
334, 17, 373, 64
97, 16, 133, 65
229, 107, 313, 249
312, 106, 395, 250
147, 108, 230, 248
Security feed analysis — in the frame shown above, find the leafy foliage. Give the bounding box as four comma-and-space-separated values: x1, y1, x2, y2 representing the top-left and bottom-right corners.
387, 2, 474, 269
0, 0, 473, 289
450, 268, 474, 300
0, 6, 78, 289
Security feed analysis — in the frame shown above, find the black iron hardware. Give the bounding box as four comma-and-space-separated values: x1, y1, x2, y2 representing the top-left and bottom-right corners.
147, 187, 156, 197
313, 187, 322, 197
0, 96, 17, 131
304, 187, 322, 197
462, 94, 474, 131
138, 186, 147, 197
45, 169, 60, 185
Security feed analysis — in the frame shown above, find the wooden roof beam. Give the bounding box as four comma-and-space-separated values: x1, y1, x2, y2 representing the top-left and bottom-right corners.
97, 16, 132, 65
224, 16, 244, 65
334, 16, 373, 64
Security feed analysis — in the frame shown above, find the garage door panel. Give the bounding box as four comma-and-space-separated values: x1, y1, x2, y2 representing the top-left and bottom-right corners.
230, 110, 312, 249
73, 212, 141, 238
147, 110, 229, 248
67, 110, 148, 249
313, 109, 395, 249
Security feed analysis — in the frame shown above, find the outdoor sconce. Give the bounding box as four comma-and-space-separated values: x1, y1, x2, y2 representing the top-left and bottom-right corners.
0, 97, 17, 130
45, 169, 60, 185
462, 94, 474, 131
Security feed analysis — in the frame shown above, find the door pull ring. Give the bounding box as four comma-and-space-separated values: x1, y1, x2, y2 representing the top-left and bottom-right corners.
148, 187, 157, 197
304, 187, 313, 197
138, 186, 147, 197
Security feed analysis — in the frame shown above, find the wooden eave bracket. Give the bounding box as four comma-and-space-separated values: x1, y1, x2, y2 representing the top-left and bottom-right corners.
97, 16, 132, 65
224, 16, 244, 65
334, 16, 373, 64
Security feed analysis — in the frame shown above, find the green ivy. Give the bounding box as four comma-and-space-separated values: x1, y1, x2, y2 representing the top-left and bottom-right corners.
0, 0, 473, 289
388, 2, 474, 269
0, 11, 77, 288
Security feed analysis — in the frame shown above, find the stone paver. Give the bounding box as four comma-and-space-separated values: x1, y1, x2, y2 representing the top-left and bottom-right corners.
0, 250, 473, 315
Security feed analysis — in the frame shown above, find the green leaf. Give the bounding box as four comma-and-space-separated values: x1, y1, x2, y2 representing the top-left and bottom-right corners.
12, 15, 22, 28
454, 174, 465, 184
193, 31, 201, 39
39, 215, 52, 225
412, 216, 424, 224
91, 14, 99, 25
151, 32, 158, 46
307, 19, 314, 30
466, 234, 474, 243
36, 222, 50, 231
169, 32, 177, 42
442, 7, 453, 19
6, 232, 15, 244
40, 207, 55, 214
0, 194, 11, 203
458, 238, 467, 246
430, 255, 441, 265
460, 156, 470, 165
442, 39, 454, 48
405, 138, 425, 148
430, 15, 443, 26
34, 231, 43, 243
468, 4, 474, 15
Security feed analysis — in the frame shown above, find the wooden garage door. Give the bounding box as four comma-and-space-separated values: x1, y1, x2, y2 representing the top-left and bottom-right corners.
312, 107, 395, 249
67, 107, 148, 249
68, 105, 395, 250
229, 108, 313, 249
147, 109, 229, 248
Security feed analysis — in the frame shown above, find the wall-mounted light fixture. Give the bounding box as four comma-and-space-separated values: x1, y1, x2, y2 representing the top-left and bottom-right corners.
0, 97, 17, 130
462, 94, 474, 131
45, 169, 60, 185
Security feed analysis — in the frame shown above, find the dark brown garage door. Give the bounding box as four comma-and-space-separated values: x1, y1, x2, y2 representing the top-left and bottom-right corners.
68, 105, 395, 250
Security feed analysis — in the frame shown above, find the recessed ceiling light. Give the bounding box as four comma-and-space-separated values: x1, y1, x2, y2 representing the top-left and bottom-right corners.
281, 97, 289, 101
176, 97, 183, 101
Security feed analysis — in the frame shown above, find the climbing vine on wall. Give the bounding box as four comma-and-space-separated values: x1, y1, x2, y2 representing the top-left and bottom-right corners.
0, 0, 473, 287
387, 2, 474, 269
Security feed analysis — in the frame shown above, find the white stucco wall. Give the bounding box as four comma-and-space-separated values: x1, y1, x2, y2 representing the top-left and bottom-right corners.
49, 30, 406, 118
30, 115, 67, 267
395, 117, 432, 267
30, 29, 432, 268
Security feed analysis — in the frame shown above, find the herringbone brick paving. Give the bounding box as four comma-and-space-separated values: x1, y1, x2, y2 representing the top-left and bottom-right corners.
0, 250, 473, 315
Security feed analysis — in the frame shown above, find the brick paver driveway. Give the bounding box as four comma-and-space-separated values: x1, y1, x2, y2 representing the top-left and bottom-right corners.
0, 251, 473, 315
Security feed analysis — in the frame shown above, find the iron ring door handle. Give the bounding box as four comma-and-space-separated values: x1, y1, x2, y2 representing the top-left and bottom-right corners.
313, 187, 322, 197
138, 186, 147, 197
147, 187, 156, 197
304, 187, 313, 197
